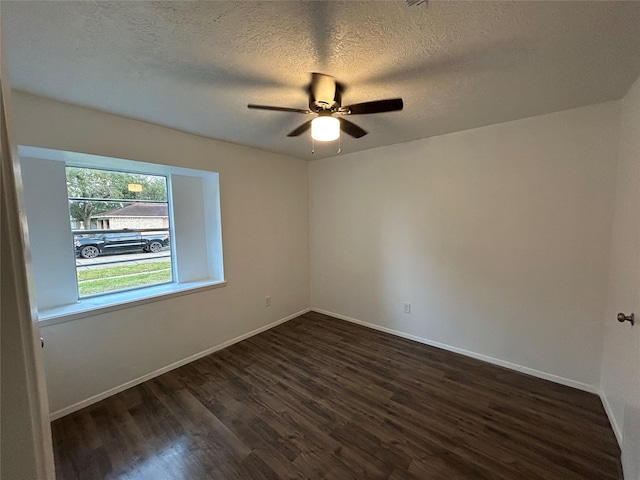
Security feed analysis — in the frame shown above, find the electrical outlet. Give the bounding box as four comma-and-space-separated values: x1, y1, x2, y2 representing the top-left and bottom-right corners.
403, 303, 411, 314
265, 296, 271, 307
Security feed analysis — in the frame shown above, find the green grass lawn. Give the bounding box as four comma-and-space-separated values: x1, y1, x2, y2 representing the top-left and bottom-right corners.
77, 260, 172, 297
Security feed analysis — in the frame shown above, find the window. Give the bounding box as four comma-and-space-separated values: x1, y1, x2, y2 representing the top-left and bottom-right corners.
18, 146, 225, 324
67, 167, 173, 298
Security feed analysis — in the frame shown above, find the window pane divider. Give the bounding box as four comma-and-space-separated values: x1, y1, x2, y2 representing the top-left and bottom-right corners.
68, 197, 167, 204
72, 228, 170, 235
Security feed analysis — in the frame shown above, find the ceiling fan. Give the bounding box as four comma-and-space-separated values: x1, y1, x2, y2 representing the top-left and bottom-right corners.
248, 73, 403, 142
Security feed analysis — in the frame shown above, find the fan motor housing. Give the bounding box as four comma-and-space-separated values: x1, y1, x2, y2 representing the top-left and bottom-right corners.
309, 74, 343, 112
309, 88, 341, 112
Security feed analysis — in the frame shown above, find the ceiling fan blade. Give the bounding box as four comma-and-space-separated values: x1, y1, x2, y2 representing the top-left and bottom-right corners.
339, 118, 368, 138
343, 98, 404, 115
287, 119, 314, 137
248, 104, 312, 114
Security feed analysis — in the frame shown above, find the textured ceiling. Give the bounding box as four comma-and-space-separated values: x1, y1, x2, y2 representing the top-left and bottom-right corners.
3, 1, 640, 161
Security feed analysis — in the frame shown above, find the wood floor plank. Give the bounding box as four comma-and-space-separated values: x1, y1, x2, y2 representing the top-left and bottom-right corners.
51, 312, 622, 479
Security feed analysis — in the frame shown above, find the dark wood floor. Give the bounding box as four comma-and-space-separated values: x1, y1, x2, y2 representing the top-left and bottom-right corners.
52, 311, 621, 480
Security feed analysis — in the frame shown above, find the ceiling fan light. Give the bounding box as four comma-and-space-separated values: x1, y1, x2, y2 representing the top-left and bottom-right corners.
311, 116, 340, 142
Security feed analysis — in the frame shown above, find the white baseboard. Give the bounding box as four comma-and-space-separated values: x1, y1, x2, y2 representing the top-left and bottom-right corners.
599, 390, 623, 447
50, 308, 310, 420
311, 308, 598, 394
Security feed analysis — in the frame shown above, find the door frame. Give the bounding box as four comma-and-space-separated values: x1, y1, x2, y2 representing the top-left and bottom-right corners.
0, 6, 56, 478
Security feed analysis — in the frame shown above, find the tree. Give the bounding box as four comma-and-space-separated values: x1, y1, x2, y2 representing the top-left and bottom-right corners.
66, 167, 167, 229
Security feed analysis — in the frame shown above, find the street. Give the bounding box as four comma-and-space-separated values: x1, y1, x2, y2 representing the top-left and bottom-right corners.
75, 250, 171, 270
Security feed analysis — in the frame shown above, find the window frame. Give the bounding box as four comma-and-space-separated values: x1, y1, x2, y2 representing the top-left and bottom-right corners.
67, 165, 175, 299
18, 146, 226, 326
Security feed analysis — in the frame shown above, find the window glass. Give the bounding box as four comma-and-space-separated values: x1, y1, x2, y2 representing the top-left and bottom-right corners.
67, 167, 173, 298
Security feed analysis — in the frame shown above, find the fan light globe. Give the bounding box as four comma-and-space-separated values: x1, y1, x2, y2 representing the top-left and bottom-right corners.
311, 116, 340, 142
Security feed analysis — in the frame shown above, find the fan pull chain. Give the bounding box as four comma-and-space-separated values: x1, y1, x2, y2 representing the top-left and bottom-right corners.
337, 135, 341, 154
311, 138, 315, 155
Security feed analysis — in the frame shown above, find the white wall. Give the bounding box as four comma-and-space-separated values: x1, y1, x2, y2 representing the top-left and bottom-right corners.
310, 102, 620, 389
601, 75, 640, 478
19, 157, 78, 310
11, 91, 310, 415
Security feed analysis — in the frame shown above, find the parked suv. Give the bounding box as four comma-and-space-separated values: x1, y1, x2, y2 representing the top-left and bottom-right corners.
74, 231, 170, 259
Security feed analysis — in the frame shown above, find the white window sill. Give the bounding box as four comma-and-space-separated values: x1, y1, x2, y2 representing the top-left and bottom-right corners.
37, 280, 227, 327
